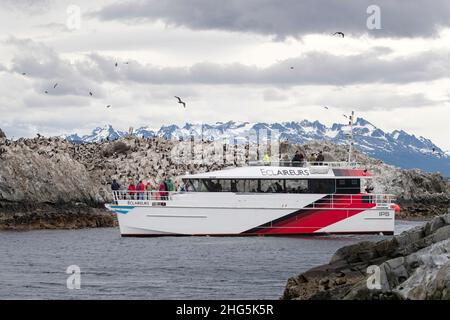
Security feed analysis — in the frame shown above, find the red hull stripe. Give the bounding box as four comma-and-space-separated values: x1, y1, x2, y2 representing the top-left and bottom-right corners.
243, 194, 376, 235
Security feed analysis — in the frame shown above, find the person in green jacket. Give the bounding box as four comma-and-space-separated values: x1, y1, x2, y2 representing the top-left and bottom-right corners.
165, 178, 174, 192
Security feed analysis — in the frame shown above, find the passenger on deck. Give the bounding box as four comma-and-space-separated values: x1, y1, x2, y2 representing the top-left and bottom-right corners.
146, 180, 156, 200
292, 151, 304, 167
165, 178, 174, 192
127, 182, 136, 200
111, 179, 120, 191
159, 179, 168, 201
137, 180, 145, 200
262, 152, 270, 165
315, 151, 325, 165
308, 153, 316, 165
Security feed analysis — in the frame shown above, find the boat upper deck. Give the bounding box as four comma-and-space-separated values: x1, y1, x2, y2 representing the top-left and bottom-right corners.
182, 161, 371, 180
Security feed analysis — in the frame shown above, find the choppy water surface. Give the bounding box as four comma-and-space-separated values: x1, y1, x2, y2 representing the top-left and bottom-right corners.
0, 220, 424, 299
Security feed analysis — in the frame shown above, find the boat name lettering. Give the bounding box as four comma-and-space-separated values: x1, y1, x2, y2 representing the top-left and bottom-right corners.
260, 168, 310, 176
128, 200, 150, 205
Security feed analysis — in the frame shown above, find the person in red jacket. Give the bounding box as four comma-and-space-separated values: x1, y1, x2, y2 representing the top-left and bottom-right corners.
127, 182, 136, 200
137, 180, 146, 200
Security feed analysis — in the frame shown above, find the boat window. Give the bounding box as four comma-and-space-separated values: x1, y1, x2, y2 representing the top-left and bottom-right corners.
231, 179, 245, 192
286, 179, 308, 193
185, 178, 336, 194
336, 179, 361, 194
245, 180, 259, 193
309, 179, 336, 194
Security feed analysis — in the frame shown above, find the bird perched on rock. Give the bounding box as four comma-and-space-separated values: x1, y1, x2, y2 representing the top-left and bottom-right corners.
174, 96, 186, 108
333, 32, 345, 38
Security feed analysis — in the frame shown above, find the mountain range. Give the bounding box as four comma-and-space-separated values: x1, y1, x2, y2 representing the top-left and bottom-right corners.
61, 118, 450, 176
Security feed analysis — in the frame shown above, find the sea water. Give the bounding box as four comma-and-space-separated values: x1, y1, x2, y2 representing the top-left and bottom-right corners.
0, 220, 424, 299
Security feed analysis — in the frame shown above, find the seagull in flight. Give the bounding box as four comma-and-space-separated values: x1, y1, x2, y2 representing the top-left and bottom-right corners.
333, 32, 345, 38
323, 106, 329, 110
174, 96, 186, 108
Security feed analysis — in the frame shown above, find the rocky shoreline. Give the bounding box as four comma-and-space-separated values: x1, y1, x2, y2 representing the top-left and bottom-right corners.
282, 211, 450, 300
0, 201, 116, 230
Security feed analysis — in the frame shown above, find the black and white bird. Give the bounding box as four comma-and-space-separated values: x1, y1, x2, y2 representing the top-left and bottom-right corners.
333, 32, 345, 38
174, 96, 186, 108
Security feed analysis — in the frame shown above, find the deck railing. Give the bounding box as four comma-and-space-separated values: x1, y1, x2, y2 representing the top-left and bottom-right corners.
247, 160, 360, 168
112, 191, 396, 208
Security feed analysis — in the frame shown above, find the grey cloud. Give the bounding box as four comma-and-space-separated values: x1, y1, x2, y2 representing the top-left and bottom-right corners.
6, 38, 106, 98
87, 49, 450, 86
6, 38, 450, 88
96, 0, 450, 38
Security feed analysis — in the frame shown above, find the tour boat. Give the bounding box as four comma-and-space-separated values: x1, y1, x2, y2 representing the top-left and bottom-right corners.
106, 161, 398, 237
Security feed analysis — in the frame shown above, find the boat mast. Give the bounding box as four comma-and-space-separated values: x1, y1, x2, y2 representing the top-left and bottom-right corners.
348, 110, 354, 163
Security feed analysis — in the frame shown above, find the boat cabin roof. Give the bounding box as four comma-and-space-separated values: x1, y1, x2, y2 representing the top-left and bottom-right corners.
182, 165, 371, 180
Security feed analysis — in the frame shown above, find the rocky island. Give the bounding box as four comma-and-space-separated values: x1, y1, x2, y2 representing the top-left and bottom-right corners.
282, 211, 450, 300
1, 128, 449, 230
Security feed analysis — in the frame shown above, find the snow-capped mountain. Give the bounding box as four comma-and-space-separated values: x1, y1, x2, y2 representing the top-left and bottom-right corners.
62, 118, 450, 176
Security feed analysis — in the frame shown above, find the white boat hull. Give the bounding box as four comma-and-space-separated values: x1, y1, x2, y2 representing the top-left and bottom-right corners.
107, 192, 395, 236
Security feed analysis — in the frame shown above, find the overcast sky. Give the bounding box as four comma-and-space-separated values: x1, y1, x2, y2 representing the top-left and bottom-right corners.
1, 0, 450, 150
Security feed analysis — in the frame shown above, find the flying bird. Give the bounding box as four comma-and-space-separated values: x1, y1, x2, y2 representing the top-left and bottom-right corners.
21, 72, 26, 75
290, 66, 294, 70
174, 96, 186, 108
323, 106, 329, 110
115, 62, 118, 67
106, 105, 111, 108
89, 91, 93, 96
333, 32, 345, 38
53, 83, 58, 89
44, 90, 48, 94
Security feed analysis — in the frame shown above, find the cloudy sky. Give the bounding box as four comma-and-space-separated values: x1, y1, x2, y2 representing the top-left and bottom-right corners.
1, 0, 450, 150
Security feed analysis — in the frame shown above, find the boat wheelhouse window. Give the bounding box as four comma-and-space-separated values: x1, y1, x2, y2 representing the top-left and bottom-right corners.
308, 179, 335, 194
336, 179, 361, 194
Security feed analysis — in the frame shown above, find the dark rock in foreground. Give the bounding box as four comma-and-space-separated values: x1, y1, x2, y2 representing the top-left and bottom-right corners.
282, 211, 450, 300
0, 202, 117, 230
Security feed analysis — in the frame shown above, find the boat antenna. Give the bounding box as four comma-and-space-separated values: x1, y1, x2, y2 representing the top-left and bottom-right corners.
348, 110, 354, 164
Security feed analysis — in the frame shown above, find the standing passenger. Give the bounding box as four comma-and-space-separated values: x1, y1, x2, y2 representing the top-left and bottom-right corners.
137, 180, 145, 200
159, 180, 168, 201
316, 151, 325, 165
127, 182, 136, 200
